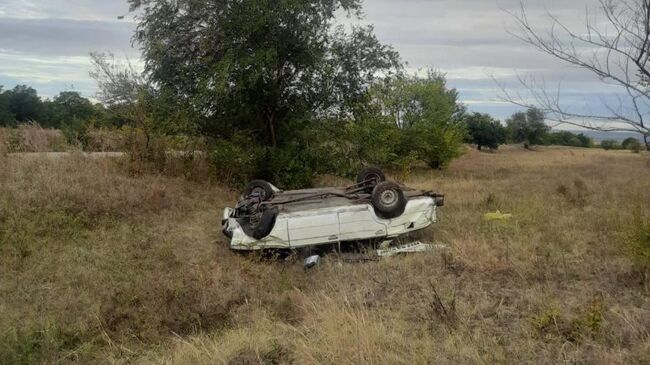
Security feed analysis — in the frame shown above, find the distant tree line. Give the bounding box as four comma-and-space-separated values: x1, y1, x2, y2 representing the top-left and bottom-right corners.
461, 107, 640, 151
0, 85, 107, 129
601, 137, 643, 153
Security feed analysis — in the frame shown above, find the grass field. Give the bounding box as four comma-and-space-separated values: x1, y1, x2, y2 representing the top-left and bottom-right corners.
1, 147, 649, 364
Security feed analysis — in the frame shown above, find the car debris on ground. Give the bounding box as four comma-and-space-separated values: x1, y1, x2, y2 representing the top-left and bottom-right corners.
376, 241, 450, 257
483, 210, 513, 221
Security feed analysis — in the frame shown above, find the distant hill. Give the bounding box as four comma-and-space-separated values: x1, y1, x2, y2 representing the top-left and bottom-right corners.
560, 130, 643, 142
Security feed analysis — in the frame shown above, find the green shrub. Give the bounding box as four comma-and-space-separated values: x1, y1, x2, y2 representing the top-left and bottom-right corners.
61, 117, 89, 148
0, 322, 84, 365
210, 135, 264, 187
117, 126, 169, 176
363, 72, 466, 171
532, 299, 604, 343
544, 131, 592, 148
259, 145, 317, 189
622, 137, 642, 153
210, 121, 354, 189
571, 299, 604, 339
343, 116, 404, 170
622, 209, 650, 276
532, 306, 561, 334
600, 140, 620, 150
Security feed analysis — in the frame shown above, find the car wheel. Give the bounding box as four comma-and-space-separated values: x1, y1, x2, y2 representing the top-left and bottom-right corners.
356, 167, 386, 193
243, 179, 274, 201
252, 208, 278, 239
371, 182, 406, 219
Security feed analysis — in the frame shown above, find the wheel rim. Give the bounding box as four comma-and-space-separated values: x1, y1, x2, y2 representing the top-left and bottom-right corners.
380, 189, 398, 207
251, 186, 266, 199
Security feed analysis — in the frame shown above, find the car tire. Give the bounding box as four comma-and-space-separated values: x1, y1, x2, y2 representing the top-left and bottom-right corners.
371, 182, 406, 219
252, 208, 278, 240
243, 179, 274, 201
356, 167, 386, 193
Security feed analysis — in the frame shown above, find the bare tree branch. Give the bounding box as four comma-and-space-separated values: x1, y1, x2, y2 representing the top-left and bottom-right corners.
502, 0, 650, 150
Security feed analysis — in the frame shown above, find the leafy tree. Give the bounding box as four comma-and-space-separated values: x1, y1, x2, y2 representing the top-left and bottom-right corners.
345, 113, 404, 170
506, 108, 549, 148
622, 137, 642, 152
48, 92, 97, 128
0, 86, 15, 126
368, 72, 465, 169
37, 91, 99, 130
464, 112, 506, 150
6, 85, 44, 123
90, 52, 162, 149
128, 0, 400, 148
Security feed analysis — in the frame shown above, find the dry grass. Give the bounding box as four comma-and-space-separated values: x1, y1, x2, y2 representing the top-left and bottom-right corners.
0, 125, 131, 154
84, 128, 126, 152
1, 146, 649, 364
0, 124, 68, 153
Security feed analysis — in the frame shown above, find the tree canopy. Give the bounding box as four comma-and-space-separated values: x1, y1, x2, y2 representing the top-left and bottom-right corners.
371, 72, 465, 168
506, 108, 549, 148
6, 85, 44, 124
0, 86, 105, 129
622, 137, 642, 152
129, 0, 401, 147
464, 112, 506, 150
0, 86, 14, 125
47, 92, 97, 127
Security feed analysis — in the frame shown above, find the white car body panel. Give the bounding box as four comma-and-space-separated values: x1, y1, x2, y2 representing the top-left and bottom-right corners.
224, 196, 437, 250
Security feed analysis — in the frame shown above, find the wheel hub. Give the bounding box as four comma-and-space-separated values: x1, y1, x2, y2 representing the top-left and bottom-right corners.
251, 187, 266, 199
380, 189, 398, 206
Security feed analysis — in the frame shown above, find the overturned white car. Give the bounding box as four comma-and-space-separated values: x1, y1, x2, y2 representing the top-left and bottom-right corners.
221, 168, 444, 251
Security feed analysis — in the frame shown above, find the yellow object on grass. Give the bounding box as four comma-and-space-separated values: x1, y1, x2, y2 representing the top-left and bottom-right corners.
484, 210, 513, 221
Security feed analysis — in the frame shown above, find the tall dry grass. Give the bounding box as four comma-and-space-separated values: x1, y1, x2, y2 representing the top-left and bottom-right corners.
0, 124, 67, 153
1, 147, 649, 364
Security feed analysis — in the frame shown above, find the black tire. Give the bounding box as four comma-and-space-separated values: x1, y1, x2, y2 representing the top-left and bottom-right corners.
243, 179, 274, 201
252, 208, 278, 240
356, 167, 386, 192
371, 182, 406, 219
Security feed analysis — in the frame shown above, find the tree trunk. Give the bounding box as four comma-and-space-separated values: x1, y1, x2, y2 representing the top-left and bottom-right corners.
645, 134, 649, 152
266, 108, 277, 148
269, 119, 277, 148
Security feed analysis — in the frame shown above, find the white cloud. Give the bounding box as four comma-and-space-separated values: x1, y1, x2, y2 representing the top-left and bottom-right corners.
0, 0, 131, 21
0, 0, 636, 119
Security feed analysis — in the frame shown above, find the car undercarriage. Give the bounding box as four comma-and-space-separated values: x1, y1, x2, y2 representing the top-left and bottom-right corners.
221, 168, 444, 251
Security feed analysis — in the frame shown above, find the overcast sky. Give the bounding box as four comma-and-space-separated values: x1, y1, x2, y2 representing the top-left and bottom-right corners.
0, 0, 614, 120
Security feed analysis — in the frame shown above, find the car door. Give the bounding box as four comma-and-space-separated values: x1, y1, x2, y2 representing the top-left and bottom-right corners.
287, 210, 340, 247
338, 205, 388, 242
